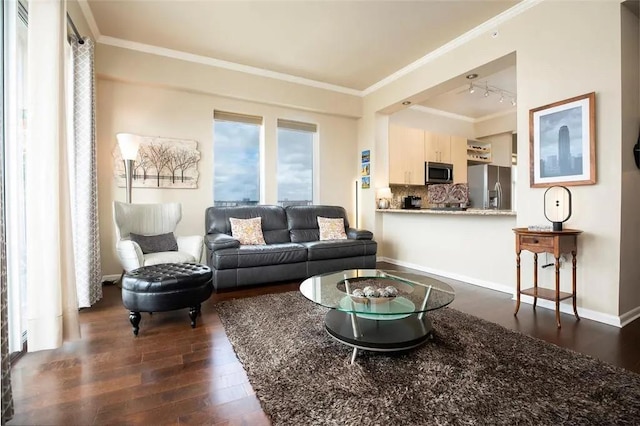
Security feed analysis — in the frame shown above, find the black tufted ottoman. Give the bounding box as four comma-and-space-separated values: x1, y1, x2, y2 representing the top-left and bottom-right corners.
121, 263, 213, 335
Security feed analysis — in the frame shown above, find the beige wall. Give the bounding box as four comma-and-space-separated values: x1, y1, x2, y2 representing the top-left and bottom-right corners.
97, 78, 358, 275
474, 111, 517, 138
478, 132, 512, 167
362, 1, 628, 320
619, 3, 640, 317
389, 107, 475, 139
96, 44, 362, 119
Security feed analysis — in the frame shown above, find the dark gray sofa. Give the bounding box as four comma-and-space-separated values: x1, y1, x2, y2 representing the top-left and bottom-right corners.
204, 205, 377, 290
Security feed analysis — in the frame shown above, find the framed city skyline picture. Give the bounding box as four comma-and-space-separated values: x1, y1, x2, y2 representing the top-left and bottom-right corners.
529, 92, 596, 187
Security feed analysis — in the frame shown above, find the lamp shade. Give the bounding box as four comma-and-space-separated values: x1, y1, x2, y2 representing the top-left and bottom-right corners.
377, 187, 393, 199
117, 133, 141, 160
544, 186, 572, 231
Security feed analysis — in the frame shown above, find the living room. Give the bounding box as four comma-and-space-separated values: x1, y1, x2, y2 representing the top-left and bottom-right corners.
92, 0, 640, 327
3, 0, 640, 424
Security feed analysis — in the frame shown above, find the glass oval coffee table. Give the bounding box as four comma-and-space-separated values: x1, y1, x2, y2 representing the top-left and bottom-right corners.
299, 269, 455, 363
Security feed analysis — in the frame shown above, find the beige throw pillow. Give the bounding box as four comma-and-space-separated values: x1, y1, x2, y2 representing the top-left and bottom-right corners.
229, 217, 266, 245
317, 217, 347, 241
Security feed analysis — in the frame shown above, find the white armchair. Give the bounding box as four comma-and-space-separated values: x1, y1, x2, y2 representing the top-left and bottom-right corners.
113, 201, 203, 272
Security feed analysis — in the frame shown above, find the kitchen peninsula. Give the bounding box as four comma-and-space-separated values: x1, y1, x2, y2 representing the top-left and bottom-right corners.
375, 203, 517, 296
380, 121, 518, 296
377, 208, 515, 216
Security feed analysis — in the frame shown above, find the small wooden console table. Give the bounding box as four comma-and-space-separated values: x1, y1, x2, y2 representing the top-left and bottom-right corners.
513, 228, 583, 328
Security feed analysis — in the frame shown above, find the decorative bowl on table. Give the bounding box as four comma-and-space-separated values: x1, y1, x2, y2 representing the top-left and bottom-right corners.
337, 277, 413, 305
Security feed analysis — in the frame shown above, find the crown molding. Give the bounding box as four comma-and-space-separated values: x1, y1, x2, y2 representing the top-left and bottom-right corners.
77, 0, 101, 40
410, 105, 515, 124
361, 0, 542, 96
97, 36, 361, 97
79, 0, 541, 98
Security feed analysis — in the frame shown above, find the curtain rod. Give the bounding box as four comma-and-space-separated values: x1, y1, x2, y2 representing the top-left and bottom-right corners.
66, 13, 85, 45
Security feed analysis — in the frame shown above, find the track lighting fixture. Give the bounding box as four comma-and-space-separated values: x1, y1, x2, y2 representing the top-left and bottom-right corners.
467, 81, 516, 107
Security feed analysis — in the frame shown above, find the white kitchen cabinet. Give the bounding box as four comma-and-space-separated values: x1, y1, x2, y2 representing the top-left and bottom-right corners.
425, 131, 451, 163
389, 124, 425, 185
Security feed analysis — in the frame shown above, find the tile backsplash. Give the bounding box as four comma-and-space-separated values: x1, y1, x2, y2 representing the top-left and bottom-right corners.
387, 184, 469, 208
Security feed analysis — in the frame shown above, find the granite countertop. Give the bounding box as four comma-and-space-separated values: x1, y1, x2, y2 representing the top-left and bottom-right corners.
376, 208, 516, 216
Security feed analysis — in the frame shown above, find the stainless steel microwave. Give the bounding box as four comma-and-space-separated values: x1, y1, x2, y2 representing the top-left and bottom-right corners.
425, 162, 453, 184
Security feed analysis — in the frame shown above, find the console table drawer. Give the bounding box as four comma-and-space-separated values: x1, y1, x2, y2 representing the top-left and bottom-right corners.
519, 235, 554, 250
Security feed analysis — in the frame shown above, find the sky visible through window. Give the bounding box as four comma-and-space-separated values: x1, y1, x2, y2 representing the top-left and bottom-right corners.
213, 120, 260, 204
213, 119, 314, 206
277, 128, 313, 205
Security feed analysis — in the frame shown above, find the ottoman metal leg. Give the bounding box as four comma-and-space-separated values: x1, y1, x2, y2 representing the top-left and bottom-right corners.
189, 304, 201, 328
129, 311, 141, 336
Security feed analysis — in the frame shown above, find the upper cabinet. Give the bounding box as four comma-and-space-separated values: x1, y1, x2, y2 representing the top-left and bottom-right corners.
389, 124, 425, 185
450, 136, 468, 184
424, 131, 451, 163
389, 124, 468, 184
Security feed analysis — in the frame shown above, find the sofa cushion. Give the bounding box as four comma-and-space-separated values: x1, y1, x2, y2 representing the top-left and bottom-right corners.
229, 217, 266, 245
211, 243, 307, 269
205, 205, 290, 244
300, 239, 377, 261
317, 217, 347, 241
286, 205, 350, 243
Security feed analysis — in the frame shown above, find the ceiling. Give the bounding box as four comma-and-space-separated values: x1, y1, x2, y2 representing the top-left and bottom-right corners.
419, 65, 517, 119
85, 0, 520, 116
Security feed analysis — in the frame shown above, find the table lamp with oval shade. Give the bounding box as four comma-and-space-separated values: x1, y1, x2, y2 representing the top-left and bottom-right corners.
544, 185, 572, 231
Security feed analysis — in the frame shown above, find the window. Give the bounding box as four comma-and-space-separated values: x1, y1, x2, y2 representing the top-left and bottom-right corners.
4, 0, 29, 353
277, 119, 316, 207
213, 111, 262, 206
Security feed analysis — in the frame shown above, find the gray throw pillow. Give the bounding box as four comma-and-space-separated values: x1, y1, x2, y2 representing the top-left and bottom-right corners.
129, 232, 178, 254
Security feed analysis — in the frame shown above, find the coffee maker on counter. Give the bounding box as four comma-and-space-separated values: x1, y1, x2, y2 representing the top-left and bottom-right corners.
402, 195, 422, 209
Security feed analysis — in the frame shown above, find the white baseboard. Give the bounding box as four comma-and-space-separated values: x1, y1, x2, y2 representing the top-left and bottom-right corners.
515, 295, 622, 327
377, 256, 513, 294
377, 256, 625, 328
620, 305, 640, 328
101, 274, 121, 283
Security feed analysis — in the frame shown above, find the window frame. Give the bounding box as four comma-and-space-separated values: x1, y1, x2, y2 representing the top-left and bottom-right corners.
212, 110, 264, 207
276, 119, 318, 207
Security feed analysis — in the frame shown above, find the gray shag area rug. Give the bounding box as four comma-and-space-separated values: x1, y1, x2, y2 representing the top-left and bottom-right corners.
215, 292, 640, 425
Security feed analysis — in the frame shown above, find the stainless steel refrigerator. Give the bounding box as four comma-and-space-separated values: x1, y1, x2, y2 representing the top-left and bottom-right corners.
467, 164, 512, 210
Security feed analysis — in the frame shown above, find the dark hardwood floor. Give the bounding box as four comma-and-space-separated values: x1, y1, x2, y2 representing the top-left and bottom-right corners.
7, 263, 640, 425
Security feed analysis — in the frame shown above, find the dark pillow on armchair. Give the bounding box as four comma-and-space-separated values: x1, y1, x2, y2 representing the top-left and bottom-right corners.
129, 232, 179, 254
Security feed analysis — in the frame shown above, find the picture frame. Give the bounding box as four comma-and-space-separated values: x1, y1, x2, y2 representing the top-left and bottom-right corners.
361, 176, 370, 189
113, 135, 201, 189
529, 92, 596, 187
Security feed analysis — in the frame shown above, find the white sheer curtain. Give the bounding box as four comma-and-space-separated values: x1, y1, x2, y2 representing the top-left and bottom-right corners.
25, 0, 80, 351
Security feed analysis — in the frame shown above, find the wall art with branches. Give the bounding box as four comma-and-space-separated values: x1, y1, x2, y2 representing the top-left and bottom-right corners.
113, 135, 200, 189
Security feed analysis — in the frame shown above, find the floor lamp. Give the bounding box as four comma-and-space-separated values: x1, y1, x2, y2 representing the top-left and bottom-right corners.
116, 133, 141, 203
115, 133, 141, 286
